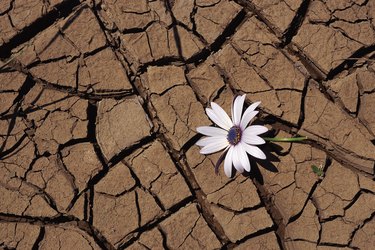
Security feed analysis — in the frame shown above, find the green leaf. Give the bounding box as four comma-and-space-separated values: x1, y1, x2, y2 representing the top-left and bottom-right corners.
311, 165, 323, 176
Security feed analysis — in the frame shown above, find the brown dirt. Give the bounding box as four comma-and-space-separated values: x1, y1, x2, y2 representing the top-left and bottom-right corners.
0, 0, 374, 249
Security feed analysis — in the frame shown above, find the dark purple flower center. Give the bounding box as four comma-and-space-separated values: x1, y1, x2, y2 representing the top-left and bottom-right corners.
227, 126, 242, 145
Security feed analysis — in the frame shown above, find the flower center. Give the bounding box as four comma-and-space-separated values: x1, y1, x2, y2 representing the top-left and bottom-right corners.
227, 126, 242, 145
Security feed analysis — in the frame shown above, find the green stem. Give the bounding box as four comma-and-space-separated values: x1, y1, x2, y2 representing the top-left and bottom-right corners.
263, 136, 308, 142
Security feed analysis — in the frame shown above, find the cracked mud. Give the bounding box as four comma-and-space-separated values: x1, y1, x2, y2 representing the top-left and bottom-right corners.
0, 0, 374, 249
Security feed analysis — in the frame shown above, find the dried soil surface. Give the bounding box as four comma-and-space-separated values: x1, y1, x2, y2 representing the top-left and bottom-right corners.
1, 0, 374, 249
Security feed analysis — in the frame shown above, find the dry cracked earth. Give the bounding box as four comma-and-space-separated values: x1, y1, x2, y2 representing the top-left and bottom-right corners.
0, 0, 375, 249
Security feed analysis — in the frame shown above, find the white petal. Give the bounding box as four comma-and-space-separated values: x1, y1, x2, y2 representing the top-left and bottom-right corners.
232, 94, 246, 126
200, 140, 229, 154
241, 101, 260, 123
196, 126, 228, 137
211, 102, 233, 129
237, 143, 251, 172
239, 101, 260, 130
243, 125, 268, 136
237, 165, 244, 173
240, 111, 258, 130
224, 146, 234, 177
232, 145, 245, 172
196, 136, 227, 147
206, 108, 231, 130
242, 134, 265, 145
248, 101, 261, 112
243, 143, 266, 160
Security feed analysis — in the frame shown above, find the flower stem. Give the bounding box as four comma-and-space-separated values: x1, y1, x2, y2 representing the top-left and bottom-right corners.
263, 136, 308, 142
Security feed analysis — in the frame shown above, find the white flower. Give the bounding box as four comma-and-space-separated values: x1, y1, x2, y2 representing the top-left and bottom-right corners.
196, 94, 268, 177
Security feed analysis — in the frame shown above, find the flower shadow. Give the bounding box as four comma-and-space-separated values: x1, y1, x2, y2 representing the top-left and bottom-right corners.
242, 141, 281, 185
241, 118, 285, 184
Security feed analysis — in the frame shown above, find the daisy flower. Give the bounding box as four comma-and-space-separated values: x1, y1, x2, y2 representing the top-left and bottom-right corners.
196, 94, 268, 177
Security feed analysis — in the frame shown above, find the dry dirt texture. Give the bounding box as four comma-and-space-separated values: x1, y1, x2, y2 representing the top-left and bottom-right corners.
1, 0, 374, 249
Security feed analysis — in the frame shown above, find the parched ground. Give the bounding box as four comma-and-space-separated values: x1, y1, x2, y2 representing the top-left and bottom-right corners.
0, 0, 374, 249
